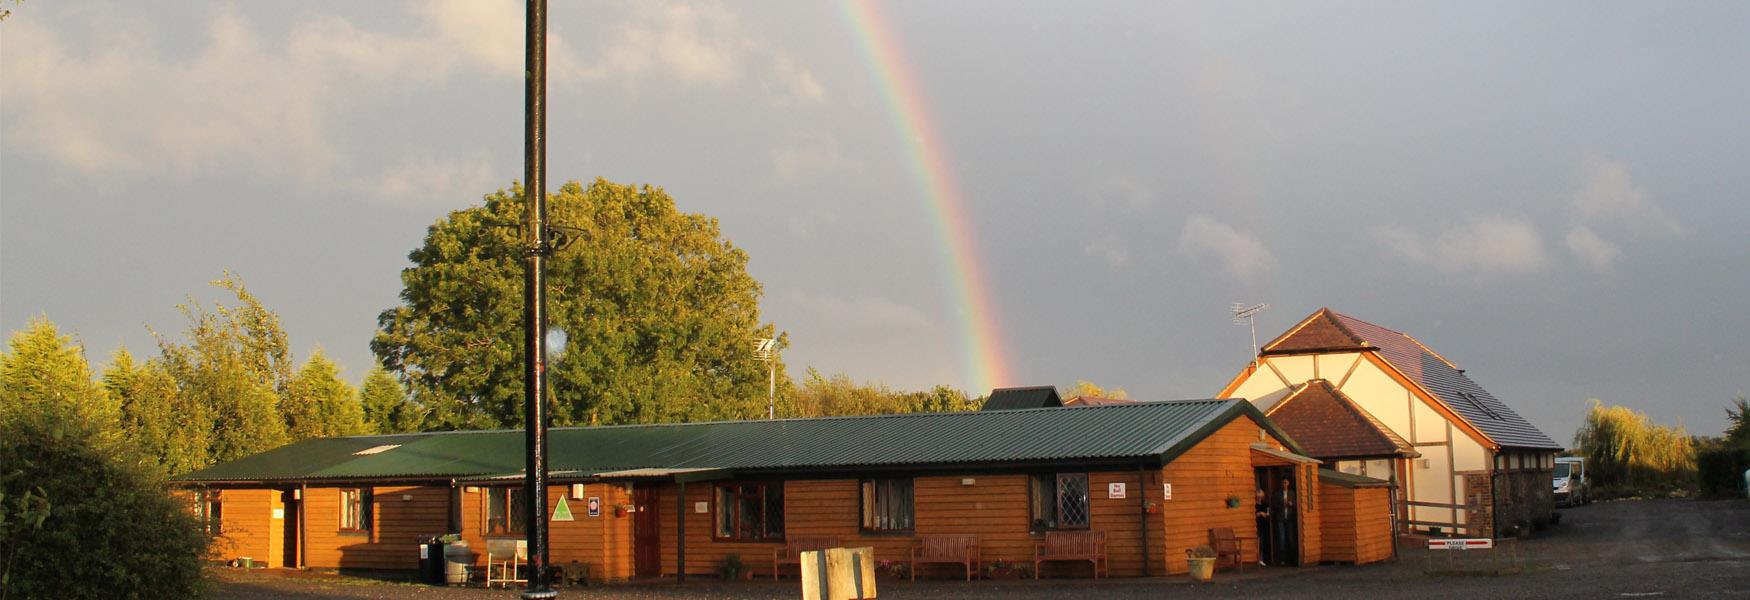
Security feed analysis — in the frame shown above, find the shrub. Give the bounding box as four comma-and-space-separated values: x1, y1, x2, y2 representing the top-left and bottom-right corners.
0, 414, 209, 600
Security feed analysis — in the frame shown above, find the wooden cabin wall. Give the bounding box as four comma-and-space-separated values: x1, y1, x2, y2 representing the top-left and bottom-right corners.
1157, 418, 1326, 573
209, 488, 274, 563
652, 471, 1155, 580
304, 485, 448, 570
546, 483, 635, 581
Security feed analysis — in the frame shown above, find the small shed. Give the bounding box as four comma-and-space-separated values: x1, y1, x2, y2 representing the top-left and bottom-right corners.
1317, 470, 1394, 564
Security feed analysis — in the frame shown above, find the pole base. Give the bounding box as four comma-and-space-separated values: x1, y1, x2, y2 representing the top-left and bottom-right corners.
519, 590, 558, 599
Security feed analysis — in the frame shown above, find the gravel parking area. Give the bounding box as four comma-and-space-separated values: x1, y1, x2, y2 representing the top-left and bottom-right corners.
212, 498, 1750, 599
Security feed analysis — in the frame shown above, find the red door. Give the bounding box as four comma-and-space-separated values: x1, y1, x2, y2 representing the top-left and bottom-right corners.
634, 486, 661, 577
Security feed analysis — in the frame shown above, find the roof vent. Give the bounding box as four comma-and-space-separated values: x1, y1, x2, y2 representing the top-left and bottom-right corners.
352, 444, 402, 456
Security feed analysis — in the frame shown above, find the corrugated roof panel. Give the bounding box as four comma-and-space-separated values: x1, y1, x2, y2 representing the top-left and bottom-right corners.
177, 399, 1280, 482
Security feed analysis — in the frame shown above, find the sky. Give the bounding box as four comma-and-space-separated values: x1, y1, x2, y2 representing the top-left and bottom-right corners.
3, 1, 1747, 439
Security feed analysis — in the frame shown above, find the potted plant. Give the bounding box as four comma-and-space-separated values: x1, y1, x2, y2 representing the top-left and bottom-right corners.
984, 559, 1029, 580
720, 553, 750, 581
1225, 495, 1243, 509
1186, 546, 1217, 582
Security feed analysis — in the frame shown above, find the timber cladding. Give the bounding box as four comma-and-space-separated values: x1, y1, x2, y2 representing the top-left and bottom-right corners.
456, 482, 635, 582
209, 488, 275, 563
651, 472, 1155, 579
1317, 485, 1393, 564
1157, 417, 1324, 574
304, 485, 449, 570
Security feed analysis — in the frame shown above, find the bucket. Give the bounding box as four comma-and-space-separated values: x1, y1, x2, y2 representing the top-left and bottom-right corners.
1187, 557, 1215, 582
443, 542, 474, 585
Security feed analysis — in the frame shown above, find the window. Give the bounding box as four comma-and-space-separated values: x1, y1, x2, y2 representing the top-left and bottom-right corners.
860, 478, 914, 533
486, 487, 528, 536
715, 482, 784, 541
340, 488, 373, 534
1029, 473, 1089, 531
193, 490, 223, 535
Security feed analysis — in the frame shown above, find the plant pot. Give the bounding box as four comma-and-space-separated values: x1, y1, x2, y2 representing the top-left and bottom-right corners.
1187, 557, 1215, 582
985, 567, 1025, 580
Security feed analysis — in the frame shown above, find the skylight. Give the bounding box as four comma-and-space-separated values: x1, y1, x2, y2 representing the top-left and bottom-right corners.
352, 444, 402, 456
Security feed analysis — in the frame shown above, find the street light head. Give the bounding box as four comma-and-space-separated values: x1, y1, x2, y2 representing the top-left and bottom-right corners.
751, 337, 775, 360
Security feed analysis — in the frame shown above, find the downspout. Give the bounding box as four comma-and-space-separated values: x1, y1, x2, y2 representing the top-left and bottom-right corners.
1137, 463, 1150, 576
298, 483, 308, 570
675, 480, 686, 584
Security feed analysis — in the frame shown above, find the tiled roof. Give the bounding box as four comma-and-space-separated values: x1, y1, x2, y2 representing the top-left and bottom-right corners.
1260, 309, 1370, 355
981, 385, 1063, 410
1325, 310, 1562, 450
1266, 379, 1416, 460
176, 399, 1305, 483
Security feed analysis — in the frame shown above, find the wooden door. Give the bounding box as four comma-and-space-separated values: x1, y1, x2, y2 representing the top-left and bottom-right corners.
633, 486, 661, 577
280, 490, 300, 568
1254, 467, 1300, 566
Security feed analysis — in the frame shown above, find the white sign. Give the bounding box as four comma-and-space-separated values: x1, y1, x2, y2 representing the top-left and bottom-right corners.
1162, 483, 1173, 500
1108, 482, 1126, 499
1427, 538, 1494, 551
272, 508, 284, 520
587, 496, 601, 518
694, 501, 709, 514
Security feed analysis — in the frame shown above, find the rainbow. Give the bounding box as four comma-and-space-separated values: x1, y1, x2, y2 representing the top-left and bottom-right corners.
840, 0, 1011, 394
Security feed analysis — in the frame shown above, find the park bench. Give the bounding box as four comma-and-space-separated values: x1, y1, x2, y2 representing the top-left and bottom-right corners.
772, 535, 841, 580
1210, 527, 1248, 572
1033, 530, 1106, 579
910, 534, 980, 581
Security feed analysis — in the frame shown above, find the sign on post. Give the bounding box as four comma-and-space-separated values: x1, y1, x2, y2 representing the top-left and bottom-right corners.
1427, 538, 1494, 550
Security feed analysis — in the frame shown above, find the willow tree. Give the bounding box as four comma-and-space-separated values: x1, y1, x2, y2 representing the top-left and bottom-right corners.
156, 273, 291, 463
373, 178, 783, 429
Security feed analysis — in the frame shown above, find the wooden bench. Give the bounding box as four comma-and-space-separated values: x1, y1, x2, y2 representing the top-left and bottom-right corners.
1033, 531, 1106, 579
772, 536, 841, 580
1210, 527, 1247, 572
910, 534, 979, 581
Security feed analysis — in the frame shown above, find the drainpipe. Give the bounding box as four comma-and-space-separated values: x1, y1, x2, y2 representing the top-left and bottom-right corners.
299, 483, 308, 570
675, 480, 686, 584
1137, 463, 1150, 576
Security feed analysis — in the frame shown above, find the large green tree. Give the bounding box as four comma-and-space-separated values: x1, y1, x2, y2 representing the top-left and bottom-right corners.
106, 347, 211, 474
155, 273, 291, 463
373, 178, 783, 428
359, 364, 423, 434
283, 351, 368, 440
0, 317, 118, 439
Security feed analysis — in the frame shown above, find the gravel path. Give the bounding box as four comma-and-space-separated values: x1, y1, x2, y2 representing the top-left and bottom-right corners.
211, 499, 1750, 599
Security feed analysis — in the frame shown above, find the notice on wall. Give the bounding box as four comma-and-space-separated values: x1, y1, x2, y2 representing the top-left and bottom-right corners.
695, 501, 709, 514
585, 496, 600, 518
1163, 483, 1173, 500
552, 496, 575, 521
272, 508, 284, 520
1108, 482, 1126, 499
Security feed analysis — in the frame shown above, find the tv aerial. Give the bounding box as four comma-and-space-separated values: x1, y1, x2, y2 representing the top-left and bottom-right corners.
1230, 302, 1270, 363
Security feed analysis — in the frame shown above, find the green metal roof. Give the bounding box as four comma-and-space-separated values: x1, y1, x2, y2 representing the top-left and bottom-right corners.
1317, 469, 1392, 488
176, 400, 1304, 483
173, 432, 442, 483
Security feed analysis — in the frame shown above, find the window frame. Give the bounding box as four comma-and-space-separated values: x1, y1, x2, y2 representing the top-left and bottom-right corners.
194, 490, 223, 535
483, 486, 528, 537
1028, 472, 1091, 533
858, 477, 915, 534
338, 488, 373, 535
712, 481, 785, 542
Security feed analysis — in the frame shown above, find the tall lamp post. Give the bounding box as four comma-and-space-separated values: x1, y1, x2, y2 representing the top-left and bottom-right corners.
753, 338, 776, 419
521, 0, 555, 597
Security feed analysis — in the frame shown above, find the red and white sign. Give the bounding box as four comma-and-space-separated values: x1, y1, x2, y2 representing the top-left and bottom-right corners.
1427, 538, 1494, 550
1108, 482, 1126, 499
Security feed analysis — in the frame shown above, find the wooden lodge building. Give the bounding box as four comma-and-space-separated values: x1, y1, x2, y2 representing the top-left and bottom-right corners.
1217, 308, 1563, 538
174, 397, 1397, 581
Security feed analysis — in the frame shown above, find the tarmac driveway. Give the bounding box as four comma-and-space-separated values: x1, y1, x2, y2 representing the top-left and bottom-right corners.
210, 498, 1750, 599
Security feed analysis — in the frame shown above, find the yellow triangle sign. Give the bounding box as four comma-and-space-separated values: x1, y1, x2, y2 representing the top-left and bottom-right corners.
552, 496, 574, 521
